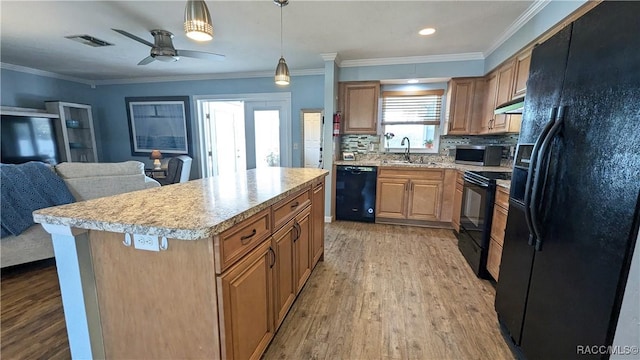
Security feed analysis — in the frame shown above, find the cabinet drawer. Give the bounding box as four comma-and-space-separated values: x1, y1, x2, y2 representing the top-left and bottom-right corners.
214, 208, 272, 273
273, 188, 311, 230
495, 186, 510, 209
490, 203, 509, 246
377, 168, 444, 180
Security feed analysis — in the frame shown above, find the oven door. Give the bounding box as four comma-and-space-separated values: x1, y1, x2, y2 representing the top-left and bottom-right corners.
459, 176, 490, 247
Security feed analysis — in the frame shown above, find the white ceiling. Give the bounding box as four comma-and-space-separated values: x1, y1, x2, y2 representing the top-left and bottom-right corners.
0, 1, 536, 83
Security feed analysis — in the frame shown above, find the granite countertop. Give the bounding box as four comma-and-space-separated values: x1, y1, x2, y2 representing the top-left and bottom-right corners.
33, 167, 329, 241
334, 159, 512, 173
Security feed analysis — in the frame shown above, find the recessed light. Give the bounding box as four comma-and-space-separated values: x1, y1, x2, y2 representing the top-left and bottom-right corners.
407, 79, 419, 84
419, 28, 436, 36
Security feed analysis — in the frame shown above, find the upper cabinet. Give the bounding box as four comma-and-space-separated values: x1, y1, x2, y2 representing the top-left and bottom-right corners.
480, 47, 531, 134
444, 77, 484, 135
511, 50, 532, 99
45, 101, 98, 163
339, 81, 380, 135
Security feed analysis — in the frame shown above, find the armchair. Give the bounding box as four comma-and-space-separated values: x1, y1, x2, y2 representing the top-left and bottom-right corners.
158, 155, 192, 185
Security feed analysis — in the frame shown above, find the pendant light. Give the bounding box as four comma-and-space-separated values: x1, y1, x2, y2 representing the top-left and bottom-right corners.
184, 0, 214, 41
274, 0, 290, 86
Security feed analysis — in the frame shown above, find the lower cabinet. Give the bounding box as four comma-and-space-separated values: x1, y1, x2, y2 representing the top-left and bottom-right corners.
376, 168, 451, 225
452, 171, 464, 232
216, 181, 325, 360
272, 221, 296, 328
487, 186, 510, 280
311, 181, 325, 267
218, 240, 275, 360
294, 206, 312, 294
407, 179, 442, 221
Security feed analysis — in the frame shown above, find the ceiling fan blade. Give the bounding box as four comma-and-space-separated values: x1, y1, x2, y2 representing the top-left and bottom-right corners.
112, 29, 154, 47
176, 49, 226, 61
138, 56, 155, 65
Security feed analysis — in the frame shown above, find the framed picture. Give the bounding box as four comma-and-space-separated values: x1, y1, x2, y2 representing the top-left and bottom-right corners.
125, 96, 192, 156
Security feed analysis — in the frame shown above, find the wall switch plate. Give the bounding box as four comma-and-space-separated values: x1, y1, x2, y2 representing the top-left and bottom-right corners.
133, 234, 160, 252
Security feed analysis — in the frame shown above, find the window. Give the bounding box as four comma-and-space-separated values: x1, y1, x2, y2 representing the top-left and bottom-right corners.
381, 90, 444, 153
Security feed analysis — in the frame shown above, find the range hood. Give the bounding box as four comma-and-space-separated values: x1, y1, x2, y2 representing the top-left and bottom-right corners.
494, 97, 525, 115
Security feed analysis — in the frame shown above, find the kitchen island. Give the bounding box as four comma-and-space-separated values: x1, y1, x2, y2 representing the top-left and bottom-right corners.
34, 167, 328, 360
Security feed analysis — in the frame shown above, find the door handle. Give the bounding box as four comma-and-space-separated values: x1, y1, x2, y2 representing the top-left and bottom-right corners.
292, 221, 300, 242
524, 107, 557, 247
530, 106, 564, 251
268, 247, 275, 268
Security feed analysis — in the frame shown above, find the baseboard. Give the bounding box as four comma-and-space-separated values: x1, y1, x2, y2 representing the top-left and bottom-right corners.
324, 216, 333, 223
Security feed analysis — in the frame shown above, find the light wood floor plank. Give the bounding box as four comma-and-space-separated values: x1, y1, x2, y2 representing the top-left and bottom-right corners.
1, 222, 513, 359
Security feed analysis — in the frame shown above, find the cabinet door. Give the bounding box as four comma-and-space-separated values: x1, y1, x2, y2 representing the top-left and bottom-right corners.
272, 221, 295, 328
218, 241, 274, 360
481, 73, 498, 134
311, 181, 325, 268
447, 79, 475, 134
492, 62, 515, 133
452, 182, 463, 232
341, 82, 379, 134
511, 50, 531, 99
45, 101, 98, 163
407, 180, 442, 221
486, 238, 503, 281
375, 178, 409, 219
294, 206, 312, 294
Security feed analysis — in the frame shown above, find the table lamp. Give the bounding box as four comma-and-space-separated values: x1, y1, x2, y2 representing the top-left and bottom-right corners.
150, 150, 163, 170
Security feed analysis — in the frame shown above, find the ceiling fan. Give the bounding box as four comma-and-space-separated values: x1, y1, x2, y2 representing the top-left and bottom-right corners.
112, 29, 225, 65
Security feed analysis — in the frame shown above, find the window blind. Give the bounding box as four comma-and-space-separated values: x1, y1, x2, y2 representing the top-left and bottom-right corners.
381, 90, 444, 126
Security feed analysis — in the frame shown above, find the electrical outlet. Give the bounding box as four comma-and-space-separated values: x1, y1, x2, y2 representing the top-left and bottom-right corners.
133, 234, 160, 251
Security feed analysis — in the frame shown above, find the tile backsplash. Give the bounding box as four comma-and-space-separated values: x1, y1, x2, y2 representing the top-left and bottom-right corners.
340, 133, 519, 160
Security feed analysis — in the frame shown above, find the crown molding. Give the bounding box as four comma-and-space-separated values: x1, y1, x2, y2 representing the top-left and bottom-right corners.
483, 0, 551, 57
1, 62, 96, 86
339, 52, 484, 68
94, 68, 324, 85
320, 52, 339, 63
1, 62, 323, 86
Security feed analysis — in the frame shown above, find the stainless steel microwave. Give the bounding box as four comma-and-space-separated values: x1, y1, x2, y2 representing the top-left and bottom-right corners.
455, 145, 503, 166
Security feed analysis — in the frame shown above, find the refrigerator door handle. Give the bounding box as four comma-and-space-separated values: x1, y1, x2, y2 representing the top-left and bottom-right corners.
530, 106, 565, 251
524, 107, 557, 246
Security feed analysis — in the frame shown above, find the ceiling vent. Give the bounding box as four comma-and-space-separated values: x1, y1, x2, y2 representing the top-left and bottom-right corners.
65, 35, 113, 47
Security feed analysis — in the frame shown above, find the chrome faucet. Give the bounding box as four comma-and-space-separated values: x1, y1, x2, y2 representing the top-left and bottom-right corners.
400, 137, 411, 162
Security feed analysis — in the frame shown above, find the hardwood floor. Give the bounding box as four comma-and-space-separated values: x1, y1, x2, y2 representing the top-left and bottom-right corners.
264, 221, 514, 360
0, 222, 514, 359
1, 260, 70, 359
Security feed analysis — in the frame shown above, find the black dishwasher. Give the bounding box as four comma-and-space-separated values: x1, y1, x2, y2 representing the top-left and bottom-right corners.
335, 165, 377, 222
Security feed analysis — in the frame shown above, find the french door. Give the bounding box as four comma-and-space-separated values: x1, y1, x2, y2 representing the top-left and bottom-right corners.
196, 94, 291, 177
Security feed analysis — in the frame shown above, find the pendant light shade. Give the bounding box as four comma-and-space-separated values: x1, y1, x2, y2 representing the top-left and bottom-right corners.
184, 0, 214, 41
274, 0, 290, 86
275, 57, 291, 85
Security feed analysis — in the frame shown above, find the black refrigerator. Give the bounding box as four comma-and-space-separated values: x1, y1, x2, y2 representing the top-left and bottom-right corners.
495, 2, 640, 359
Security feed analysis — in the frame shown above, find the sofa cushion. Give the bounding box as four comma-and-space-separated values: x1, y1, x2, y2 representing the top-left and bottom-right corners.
65, 174, 152, 201
55, 161, 144, 179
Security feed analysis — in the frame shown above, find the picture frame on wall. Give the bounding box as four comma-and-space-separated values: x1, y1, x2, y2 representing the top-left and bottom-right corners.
125, 96, 192, 156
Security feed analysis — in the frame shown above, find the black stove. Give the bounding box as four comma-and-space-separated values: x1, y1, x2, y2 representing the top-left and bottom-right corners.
466, 170, 512, 182
457, 170, 511, 278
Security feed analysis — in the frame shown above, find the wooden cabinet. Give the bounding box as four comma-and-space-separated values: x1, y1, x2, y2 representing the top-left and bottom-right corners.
511, 50, 531, 99
444, 78, 485, 135
487, 186, 510, 281
492, 61, 515, 133
480, 72, 498, 134
339, 81, 380, 134
407, 179, 442, 221
272, 221, 295, 329
376, 177, 409, 219
45, 101, 98, 162
376, 168, 449, 225
217, 182, 325, 360
293, 206, 312, 294
311, 180, 325, 268
218, 240, 274, 360
451, 171, 464, 232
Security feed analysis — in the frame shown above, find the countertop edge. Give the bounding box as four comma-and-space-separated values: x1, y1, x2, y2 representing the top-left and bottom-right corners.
33, 170, 329, 241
